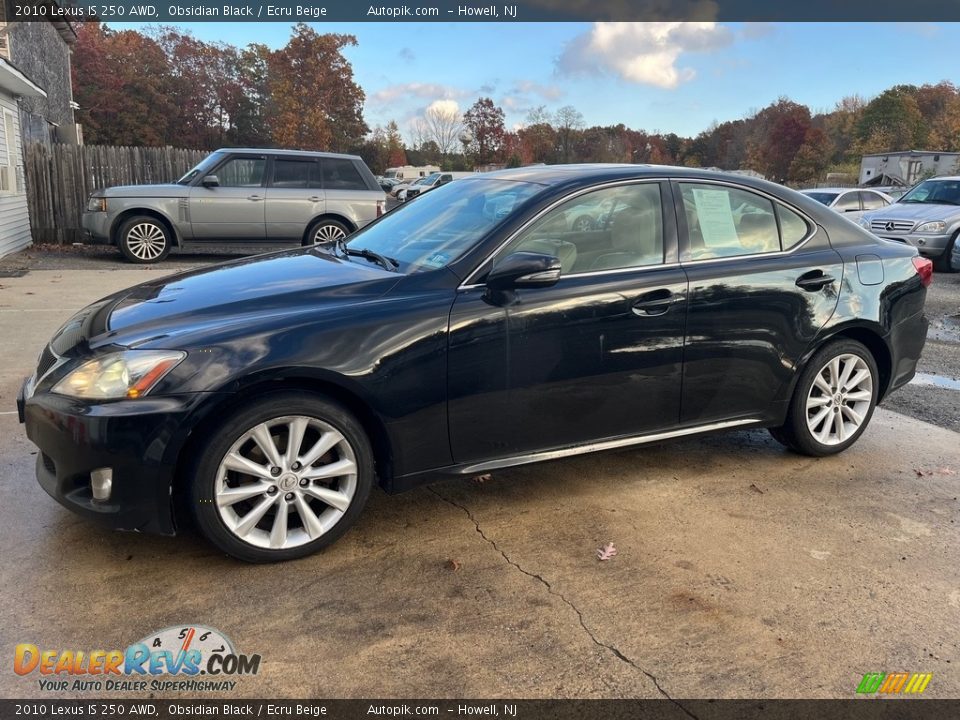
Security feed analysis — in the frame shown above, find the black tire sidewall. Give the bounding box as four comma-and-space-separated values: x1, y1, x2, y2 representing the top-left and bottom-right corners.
786, 339, 879, 456
305, 219, 350, 246
190, 392, 374, 563
117, 216, 172, 264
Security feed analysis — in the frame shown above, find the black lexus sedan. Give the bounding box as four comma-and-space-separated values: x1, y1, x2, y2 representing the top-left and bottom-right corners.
19, 165, 931, 562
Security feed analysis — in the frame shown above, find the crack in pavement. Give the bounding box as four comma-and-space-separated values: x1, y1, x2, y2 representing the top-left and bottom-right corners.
428, 487, 699, 720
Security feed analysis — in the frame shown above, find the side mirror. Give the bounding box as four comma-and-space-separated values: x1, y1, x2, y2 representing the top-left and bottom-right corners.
486, 252, 561, 291
202, 175, 220, 187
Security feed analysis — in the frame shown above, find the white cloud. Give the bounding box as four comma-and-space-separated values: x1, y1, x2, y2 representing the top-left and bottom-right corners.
557, 22, 733, 89
425, 99, 461, 116
371, 83, 469, 105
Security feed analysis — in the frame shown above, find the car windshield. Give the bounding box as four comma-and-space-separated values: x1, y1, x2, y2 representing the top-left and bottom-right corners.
899, 179, 960, 206
421, 173, 442, 186
346, 177, 543, 272
177, 152, 225, 185
803, 192, 839, 205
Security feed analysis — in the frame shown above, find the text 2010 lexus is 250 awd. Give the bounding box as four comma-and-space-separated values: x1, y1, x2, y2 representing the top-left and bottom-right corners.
18, 166, 930, 562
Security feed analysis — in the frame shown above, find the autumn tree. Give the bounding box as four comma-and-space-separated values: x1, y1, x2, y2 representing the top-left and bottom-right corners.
414, 103, 464, 159
268, 24, 367, 151
745, 98, 812, 182
463, 97, 506, 165
521, 106, 556, 163
555, 105, 584, 163
72, 22, 175, 145
856, 86, 926, 154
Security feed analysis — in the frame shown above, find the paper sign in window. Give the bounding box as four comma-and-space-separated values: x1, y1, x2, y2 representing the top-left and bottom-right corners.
691, 188, 739, 249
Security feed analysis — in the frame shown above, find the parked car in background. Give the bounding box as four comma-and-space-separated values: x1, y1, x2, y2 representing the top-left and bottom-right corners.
799, 188, 892, 219
376, 176, 400, 193
403, 171, 474, 201
23, 165, 930, 562
82, 149, 386, 264
858, 176, 960, 272
390, 175, 431, 199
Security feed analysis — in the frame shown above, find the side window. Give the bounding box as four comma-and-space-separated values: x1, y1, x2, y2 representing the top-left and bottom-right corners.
499, 183, 664, 275
321, 159, 367, 191
777, 203, 810, 250
680, 183, 779, 259
272, 159, 313, 189
860, 191, 887, 210
834, 192, 860, 212
215, 157, 266, 188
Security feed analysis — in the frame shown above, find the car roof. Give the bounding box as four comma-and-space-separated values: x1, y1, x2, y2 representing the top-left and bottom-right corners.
215, 148, 362, 161
800, 187, 856, 194
480, 163, 783, 191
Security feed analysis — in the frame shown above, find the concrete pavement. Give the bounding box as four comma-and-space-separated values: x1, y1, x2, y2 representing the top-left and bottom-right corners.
0, 265, 958, 700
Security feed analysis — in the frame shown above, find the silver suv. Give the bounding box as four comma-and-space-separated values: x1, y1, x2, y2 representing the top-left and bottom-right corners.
83, 149, 386, 264
859, 176, 960, 272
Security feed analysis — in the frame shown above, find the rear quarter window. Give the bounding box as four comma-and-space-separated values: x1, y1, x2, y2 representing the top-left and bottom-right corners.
321, 159, 369, 191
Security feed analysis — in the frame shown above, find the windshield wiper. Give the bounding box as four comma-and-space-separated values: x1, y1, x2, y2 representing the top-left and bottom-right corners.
346, 247, 399, 272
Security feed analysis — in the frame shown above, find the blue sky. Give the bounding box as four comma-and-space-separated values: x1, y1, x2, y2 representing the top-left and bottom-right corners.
114, 22, 958, 141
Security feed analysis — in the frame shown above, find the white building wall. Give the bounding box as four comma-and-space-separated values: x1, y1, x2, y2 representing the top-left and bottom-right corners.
0, 90, 31, 258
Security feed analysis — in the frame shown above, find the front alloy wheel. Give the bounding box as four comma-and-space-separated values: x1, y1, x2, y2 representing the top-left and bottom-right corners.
191, 393, 373, 562
769, 339, 878, 456
118, 216, 171, 264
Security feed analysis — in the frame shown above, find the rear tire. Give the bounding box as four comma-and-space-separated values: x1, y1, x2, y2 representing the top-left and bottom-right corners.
768, 339, 878, 456
305, 218, 350, 246
117, 216, 171, 264
190, 392, 374, 563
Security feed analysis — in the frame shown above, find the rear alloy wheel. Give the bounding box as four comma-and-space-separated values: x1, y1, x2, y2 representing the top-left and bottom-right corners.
769, 339, 878, 456
117, 216, 171, 264
307, 219, 350, 245
191, 393, 373, 562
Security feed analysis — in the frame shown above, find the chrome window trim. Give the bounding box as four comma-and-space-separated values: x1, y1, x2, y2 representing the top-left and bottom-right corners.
458, 177, 669, 290
673, 178, 818, 265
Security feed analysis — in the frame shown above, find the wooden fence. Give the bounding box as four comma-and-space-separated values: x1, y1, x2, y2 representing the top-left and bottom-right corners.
25, 144, 207, 244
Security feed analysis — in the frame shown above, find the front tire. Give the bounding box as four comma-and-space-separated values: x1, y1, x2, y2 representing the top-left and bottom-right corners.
769, 339, 878, 456
190, 392, 374, 563
117, 216, 171, 264
934, 231, 960, 273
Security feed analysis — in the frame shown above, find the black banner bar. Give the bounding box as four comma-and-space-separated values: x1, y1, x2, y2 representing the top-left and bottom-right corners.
8, 0, 960, 22
1, 700, 958, 720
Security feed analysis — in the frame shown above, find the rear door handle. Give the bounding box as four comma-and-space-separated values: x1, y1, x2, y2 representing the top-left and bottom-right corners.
247, 195, 263, 202
309, 195, 321, 202
631, 288, 678, 316
795, 271, 835, 291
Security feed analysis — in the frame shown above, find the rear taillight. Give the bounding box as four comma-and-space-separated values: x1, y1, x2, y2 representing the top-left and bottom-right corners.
376, 200, 384, 218
912, 256, 933, 287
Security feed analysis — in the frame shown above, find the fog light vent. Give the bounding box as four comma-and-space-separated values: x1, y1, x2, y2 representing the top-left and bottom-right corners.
41, 453, 56, 475
90, 467, 113, 502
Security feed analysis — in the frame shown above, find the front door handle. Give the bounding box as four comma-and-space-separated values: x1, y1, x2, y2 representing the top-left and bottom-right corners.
247, 195, 263, 202
631, 288, 677, 316
795, 270, 835, 291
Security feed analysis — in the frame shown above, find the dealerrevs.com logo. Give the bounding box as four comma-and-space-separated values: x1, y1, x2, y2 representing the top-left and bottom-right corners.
14, 625, 261, 693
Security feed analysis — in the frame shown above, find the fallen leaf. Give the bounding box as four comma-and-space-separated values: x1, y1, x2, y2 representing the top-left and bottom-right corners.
473, 473, 492, 484
914, 469, 926, 478
935, 467, 957, 476
447, 559, 461, 572
749, 483, 764, 494
596, 542, 617, 561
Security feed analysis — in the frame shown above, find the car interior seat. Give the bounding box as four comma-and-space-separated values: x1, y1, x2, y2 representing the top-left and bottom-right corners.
589, 199, 662, 270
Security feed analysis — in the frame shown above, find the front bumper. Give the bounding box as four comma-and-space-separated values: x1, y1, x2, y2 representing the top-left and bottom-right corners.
877, 232, 952, 258
81, 211, 111, 243
19, 379, 215, 535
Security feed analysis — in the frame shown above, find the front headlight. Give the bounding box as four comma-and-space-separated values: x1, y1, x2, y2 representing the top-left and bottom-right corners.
915, 220, 947, 233
52, 350, 186, 399
87, 196, 106, 212
857, 216, 871, 229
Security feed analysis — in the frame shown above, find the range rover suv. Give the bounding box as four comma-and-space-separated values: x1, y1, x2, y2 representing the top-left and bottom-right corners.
82, 149, 386, 264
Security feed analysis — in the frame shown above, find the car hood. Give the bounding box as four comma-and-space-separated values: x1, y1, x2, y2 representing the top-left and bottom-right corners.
865, 202, 960, 223
96, 184, 189, 198
48, 248, 401, 354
